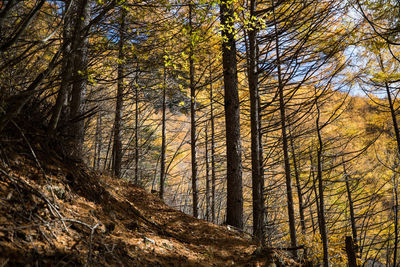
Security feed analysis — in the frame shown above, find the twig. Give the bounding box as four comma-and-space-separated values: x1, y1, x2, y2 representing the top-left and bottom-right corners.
59, 218, 100, 266
38, 226, 54, 247
0, 168, 68, 233
35, 214, 58, 240
9, 119, 58, 207
86, 223, 100, 266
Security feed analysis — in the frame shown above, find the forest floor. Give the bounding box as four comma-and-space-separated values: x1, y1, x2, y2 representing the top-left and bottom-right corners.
0, 131, 301, 266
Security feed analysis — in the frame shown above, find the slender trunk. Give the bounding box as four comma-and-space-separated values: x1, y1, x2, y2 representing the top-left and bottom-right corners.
289, 127, 306, 235
112, 8, 126, 178
220, 0, 243, 229
310, 151, 318, 236
385, 83, 399, 267
205, 122, 210, 221
104, 124, 114, 171
316, 100, 329, 267
392, 166, 399, 267
383, 76, 400, 159
69, 0, 90, 158
135, 69, 140, 184
272, 1, 297, 255
257, 71, 265, 239
210, 57, 216, 223
378, 54, 400, 266
94, 111, 102, 169
189, 2, 199, 218
343, 162, 357, 251
247, 0, 264, 245
49, 0, 71, 134
159, 66, 167, 200
311, 155, 321, 234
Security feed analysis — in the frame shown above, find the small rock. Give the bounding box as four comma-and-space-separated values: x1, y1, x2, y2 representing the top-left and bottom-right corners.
46, 185, 65, 199
143, 237, 155, 245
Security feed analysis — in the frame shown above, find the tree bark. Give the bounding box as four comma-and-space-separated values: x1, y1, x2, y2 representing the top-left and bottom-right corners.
220, 0, 243, 229
189, 2, 199, 218
49, 0, 72, 134
69, 0, 90, 158
209, 57, 216, 223
316, 99, 329, 267
159, 66, 167, 200
247, 0, 265, 245
112, 7, 126, 178
205, 122, 210, 221
134, 67, 140, 184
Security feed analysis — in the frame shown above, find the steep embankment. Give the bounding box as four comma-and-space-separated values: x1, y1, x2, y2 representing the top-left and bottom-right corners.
0, 134, 299, 266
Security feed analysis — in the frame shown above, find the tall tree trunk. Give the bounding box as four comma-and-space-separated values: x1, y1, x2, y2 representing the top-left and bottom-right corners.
189, 2, 199, 218
205, 122, 210, 221
210, 57, 216, 223
378, 55, 400, 266
159, 66, 167, 200
220, 0, 243, 229
112, 7, 126, 178
316, 99, 329, 267
49, 0, 72, 134
272, 1, 297, 255
69, 0, 90, 158
247, 0, 265, 245
385, 82, 399, 267
134, 68, 140, 184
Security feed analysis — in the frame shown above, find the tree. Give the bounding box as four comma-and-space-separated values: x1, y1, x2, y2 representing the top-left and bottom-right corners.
271, 0, 297, 255
160, 65, 167, 199
246, 0, 265, 245
112, 6, 127, 178
220, 0, 243, 229
68, 0, 91, 158
189, 1, 199, 218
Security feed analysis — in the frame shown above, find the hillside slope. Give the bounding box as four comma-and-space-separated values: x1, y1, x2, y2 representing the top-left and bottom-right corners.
0, 134, 300, 266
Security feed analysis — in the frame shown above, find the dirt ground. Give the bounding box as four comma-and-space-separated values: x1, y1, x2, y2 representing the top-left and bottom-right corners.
0, 137, 301, 266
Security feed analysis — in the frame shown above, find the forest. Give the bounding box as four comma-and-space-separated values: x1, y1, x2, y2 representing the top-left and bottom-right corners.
0, 0, 399, 266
